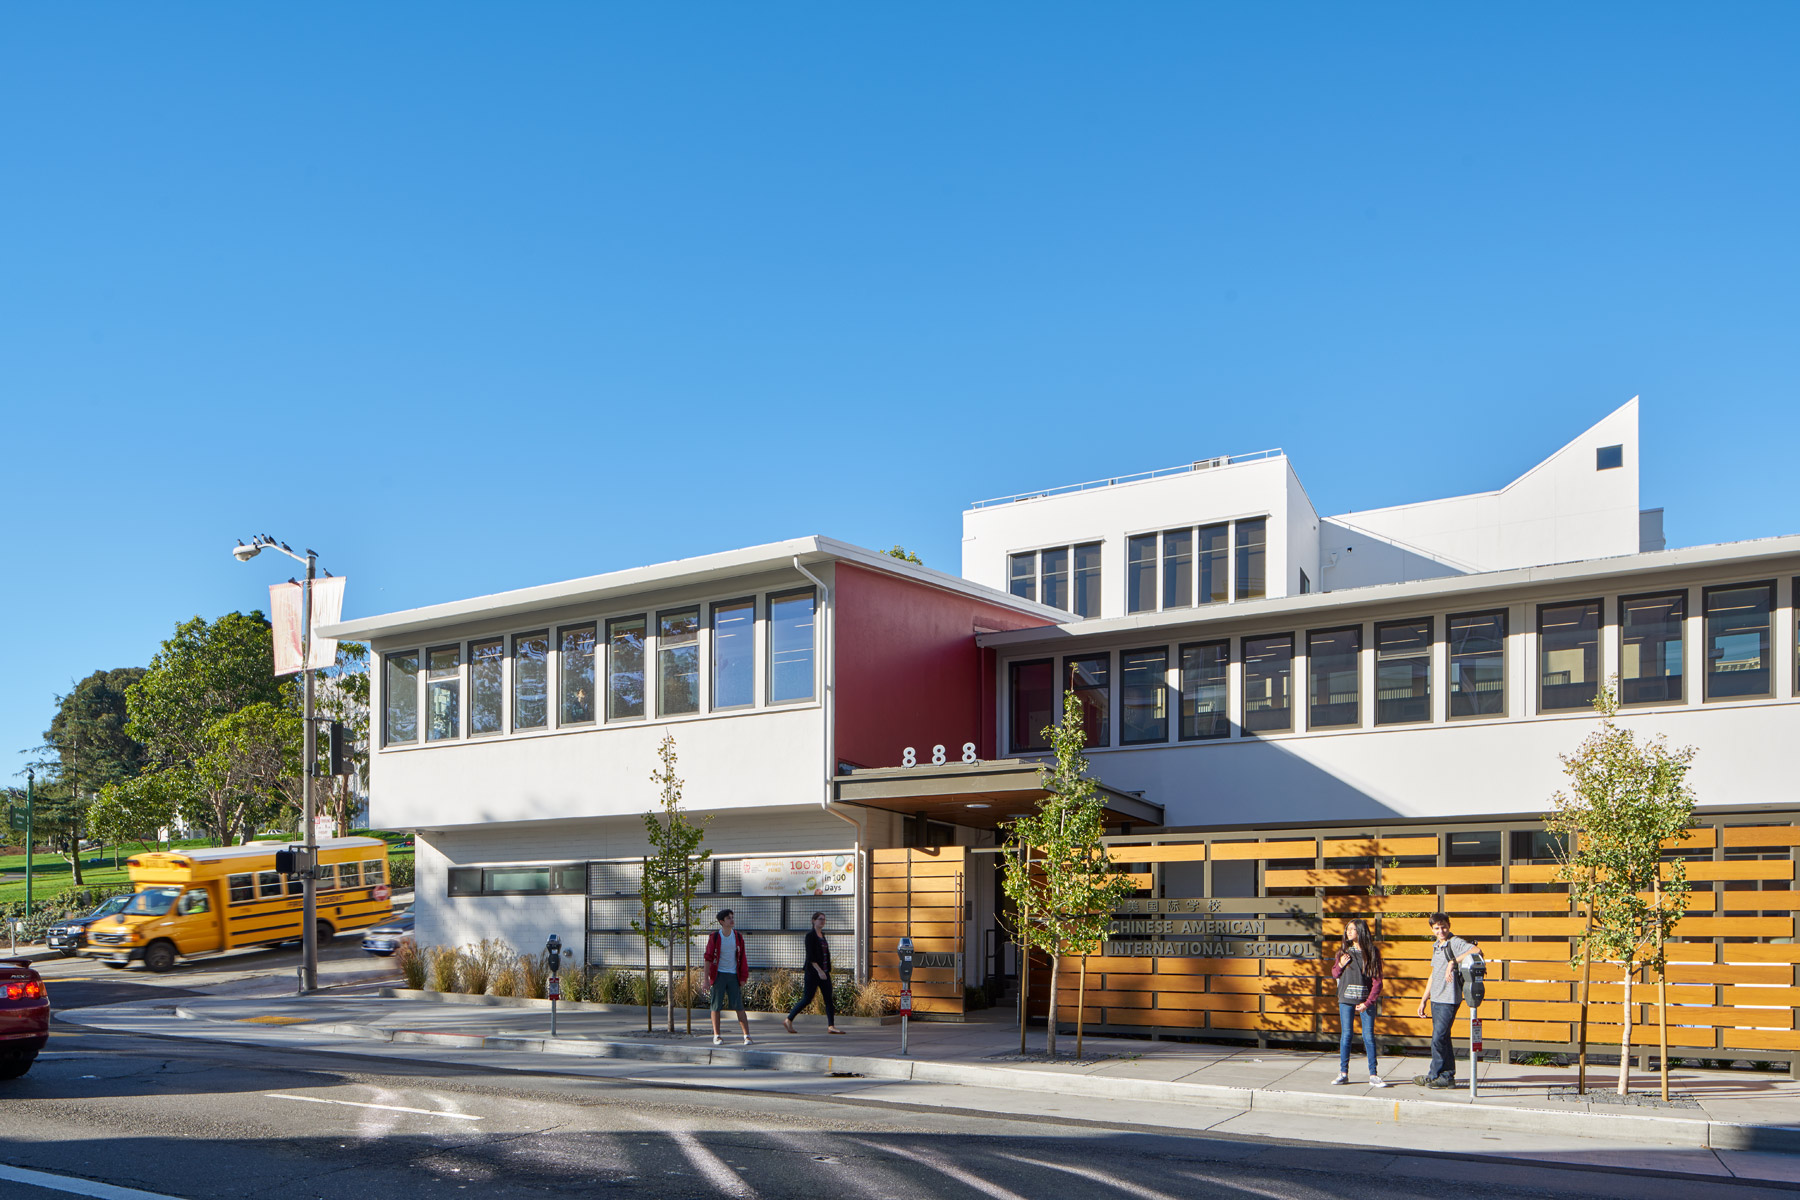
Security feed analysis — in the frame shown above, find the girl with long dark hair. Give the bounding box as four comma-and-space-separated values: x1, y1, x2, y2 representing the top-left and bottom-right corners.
1330, 917, 1386, 1086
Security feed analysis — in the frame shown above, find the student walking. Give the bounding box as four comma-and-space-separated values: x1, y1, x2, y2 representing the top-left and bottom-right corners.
1413, 911, 1481, 1088
1330, 917, 1386, 1087
783, 911, 846, 1035
704, 908, 753, 1046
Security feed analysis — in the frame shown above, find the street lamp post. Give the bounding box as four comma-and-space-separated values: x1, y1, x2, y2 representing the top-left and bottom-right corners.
234, 535, 323, 993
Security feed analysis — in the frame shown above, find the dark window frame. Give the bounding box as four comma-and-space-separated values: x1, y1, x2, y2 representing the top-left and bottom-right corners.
1064, 652, 1113, 748
1126, 534, 1158, 614
1008, 657, 1056, 755
1446, 608, 1508, 721
1241, 632, 1294, 734
1618, 590, 1686, 707
1306, 625, 1361, 730
1373, 617, 1433, 726
448, 862, 587, 897
1703, 580, 1775, 702
1537, 598, 1604, 713
1120, 646, 1170, 746
1178, 639, 1231, 741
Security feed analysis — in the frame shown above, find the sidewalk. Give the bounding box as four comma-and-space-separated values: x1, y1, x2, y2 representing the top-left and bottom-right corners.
151, 987, 1800, 1165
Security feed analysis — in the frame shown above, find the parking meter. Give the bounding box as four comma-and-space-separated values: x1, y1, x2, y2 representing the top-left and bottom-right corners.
1461, 949, 1487, 1099
897, 936, 914, 1055
545, 934, 563, 1035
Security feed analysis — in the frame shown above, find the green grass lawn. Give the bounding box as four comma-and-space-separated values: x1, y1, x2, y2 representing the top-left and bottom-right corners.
1, 833, 415, 909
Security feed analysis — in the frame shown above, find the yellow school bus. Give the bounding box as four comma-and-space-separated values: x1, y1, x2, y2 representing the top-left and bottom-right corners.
84, 837, 394, 972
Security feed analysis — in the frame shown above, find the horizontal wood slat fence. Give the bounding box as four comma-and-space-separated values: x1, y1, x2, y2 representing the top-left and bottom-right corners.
1018, 811, 1800, 1067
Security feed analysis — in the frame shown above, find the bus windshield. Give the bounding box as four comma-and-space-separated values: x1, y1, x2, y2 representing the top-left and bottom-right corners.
91, 894, 131, 919
124, 887, 182, 916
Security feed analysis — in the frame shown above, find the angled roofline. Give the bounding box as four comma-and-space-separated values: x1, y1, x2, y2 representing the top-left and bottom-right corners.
319, 536, 1068, 642
976, 531, 1800, 649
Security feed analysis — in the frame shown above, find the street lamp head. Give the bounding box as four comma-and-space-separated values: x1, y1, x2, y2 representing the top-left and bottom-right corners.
232, 542, 262, 562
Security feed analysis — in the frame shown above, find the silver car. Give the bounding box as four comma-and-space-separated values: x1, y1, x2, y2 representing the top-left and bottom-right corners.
360, 911, 414, 957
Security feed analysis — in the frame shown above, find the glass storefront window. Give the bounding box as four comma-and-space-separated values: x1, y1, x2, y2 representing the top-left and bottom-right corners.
1073, 542, 1102, 618
1162, 530, 1192, 609
426, 645, 460, 741
512, 632, 549, 730
1198, 524, 1228, 604
1120, 648, 1168, 745
767, 588, 816, 703
1242, 634, 1293, 733
1705, 582, 1772, 700
1307, 626, 1360, 729
1179, 640, 1229, 740
1447, 611, 1506, 719
1009, 659, 1054, 754
1374, 619, 1431, 725
1620, 592, 1683, 705
470, 638, 504, 735
1539, 600, 1601, 712
658, 608, 701, 716
606, 616, 646, 720
711, 599, 754, 709
383, 651, 419, 745
1066, 654, 1111, 747
1234, 519, 1267, 601
558, 623, 597, 725
1127, 535, 1157, 614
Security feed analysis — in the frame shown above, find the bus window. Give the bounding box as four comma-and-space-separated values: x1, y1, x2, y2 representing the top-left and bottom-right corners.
257, 871, 283, 899
362, 861, 384, 886
229, 874, 255, 904
125, 887, 181, 916
178, 890, 211, 915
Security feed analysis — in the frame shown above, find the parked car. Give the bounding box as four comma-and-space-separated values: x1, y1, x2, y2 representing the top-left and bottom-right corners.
45, 893, 133, 957
361, 910, 414, 957
0, 957, 49, 1080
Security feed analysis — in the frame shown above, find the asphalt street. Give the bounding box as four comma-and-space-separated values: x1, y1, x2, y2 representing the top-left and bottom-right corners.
1, 973, 1794, 1200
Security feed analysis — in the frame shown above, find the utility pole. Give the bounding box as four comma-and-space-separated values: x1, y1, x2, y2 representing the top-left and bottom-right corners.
301, 548, 319, 993
24, 768, 34, 914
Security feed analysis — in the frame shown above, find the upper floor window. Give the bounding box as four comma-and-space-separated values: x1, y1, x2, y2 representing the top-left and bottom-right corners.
1234, 519, 1267, 601
1127, 535, 1157, 614
1179, 640, 1229, 740
1374, 618, 1431, 725
1539, 600, 1601, 712
1040, 547, 1069, 612
1162, 530, 1192, 609
1072, 543, 1102, 618
1120, 648, 1169, 745
712, 599, 755, 709
1596, 444, 1624, 470
1010, 545, 1101, 618
1704, 582, 1772, 700
1307, 626, 1359, 729
1009, 553, 1036, 603
1620, 592, 1683, 706
383, 651, 419, 746
658, 608, 701, 717
1065, 654, 1111, 747
1009, 658, 1054, 754
1242, 633, 1293, 733
426, 646, 460, 741
559, 623, 597, 725
1447, 610, 1506, 719
512, 631, 550, 730
606, 616, 647, 719
470, 638, 504, 735
767, 588, 816, 703
1198, 524, 1228, 605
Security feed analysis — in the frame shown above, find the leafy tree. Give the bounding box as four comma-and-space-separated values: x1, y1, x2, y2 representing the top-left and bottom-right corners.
37, 668, 150, 882
314, 643, 370, 836
125, 613, 291, 845
633, 735, 711, 1034
1547, 683, 1696, 1098
1000, 689, 1134, 1057
89, 772, 185, 851
886, 545, 923, 565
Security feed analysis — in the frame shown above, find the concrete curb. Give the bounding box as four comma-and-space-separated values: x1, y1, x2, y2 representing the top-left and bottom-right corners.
169, 1002, 1800, 1153
375, 987, 901, 1027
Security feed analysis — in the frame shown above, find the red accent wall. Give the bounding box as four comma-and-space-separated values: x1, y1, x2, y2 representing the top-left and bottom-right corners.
833, 562, 1054, 770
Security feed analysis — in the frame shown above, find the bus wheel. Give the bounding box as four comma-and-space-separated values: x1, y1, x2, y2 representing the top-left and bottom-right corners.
316, 921, 336, 944
143, 941, 177, 973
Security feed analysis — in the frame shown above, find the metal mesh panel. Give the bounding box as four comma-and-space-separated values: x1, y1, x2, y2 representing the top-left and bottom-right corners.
755, 933, 808, 970
715, 858, 744, 894
588, 861, 642, 895
785, 895, 854, 932
587, 897, 646, 930
712, 896, 781, 928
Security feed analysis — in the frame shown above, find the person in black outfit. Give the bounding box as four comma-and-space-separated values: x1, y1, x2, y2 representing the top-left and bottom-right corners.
784, 911, 845, 1035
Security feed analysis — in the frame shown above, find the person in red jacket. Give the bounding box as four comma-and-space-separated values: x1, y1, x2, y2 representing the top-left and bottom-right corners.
704, 908, 753, 1046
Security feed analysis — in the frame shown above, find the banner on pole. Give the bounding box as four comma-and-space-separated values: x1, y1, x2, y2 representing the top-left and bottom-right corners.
270, 576, 347, 675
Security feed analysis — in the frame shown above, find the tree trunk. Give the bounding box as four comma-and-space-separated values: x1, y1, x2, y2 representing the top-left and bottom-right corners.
1576, 884, 1595, 1094
1076, 955, 1087, 1059
71, 806, 84, 886
1617, 960, 1634, 1096
1046, 952, 1060, 1057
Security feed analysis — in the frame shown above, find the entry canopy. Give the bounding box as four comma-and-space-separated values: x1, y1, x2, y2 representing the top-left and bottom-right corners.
832, 759, 1162, 832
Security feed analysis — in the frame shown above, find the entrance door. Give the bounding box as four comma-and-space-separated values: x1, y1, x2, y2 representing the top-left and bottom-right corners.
871, 847, 966, 1017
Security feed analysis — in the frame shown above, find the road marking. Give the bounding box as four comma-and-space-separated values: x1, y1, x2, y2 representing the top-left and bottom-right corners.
994, 1152, 1187, 1200
263, 1093, 483, 1120
0, 1162, 190, 1200
855, 1139, 1031, 1200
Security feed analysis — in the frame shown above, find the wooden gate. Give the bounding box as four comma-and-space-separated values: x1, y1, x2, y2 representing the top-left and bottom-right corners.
872, 847, 966, 1018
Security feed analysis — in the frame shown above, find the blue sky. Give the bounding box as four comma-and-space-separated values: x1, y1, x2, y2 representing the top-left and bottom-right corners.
3, 5, 1797, 778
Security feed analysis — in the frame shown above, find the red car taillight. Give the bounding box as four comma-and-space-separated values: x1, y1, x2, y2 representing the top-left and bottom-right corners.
3, 981, 45, 1000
